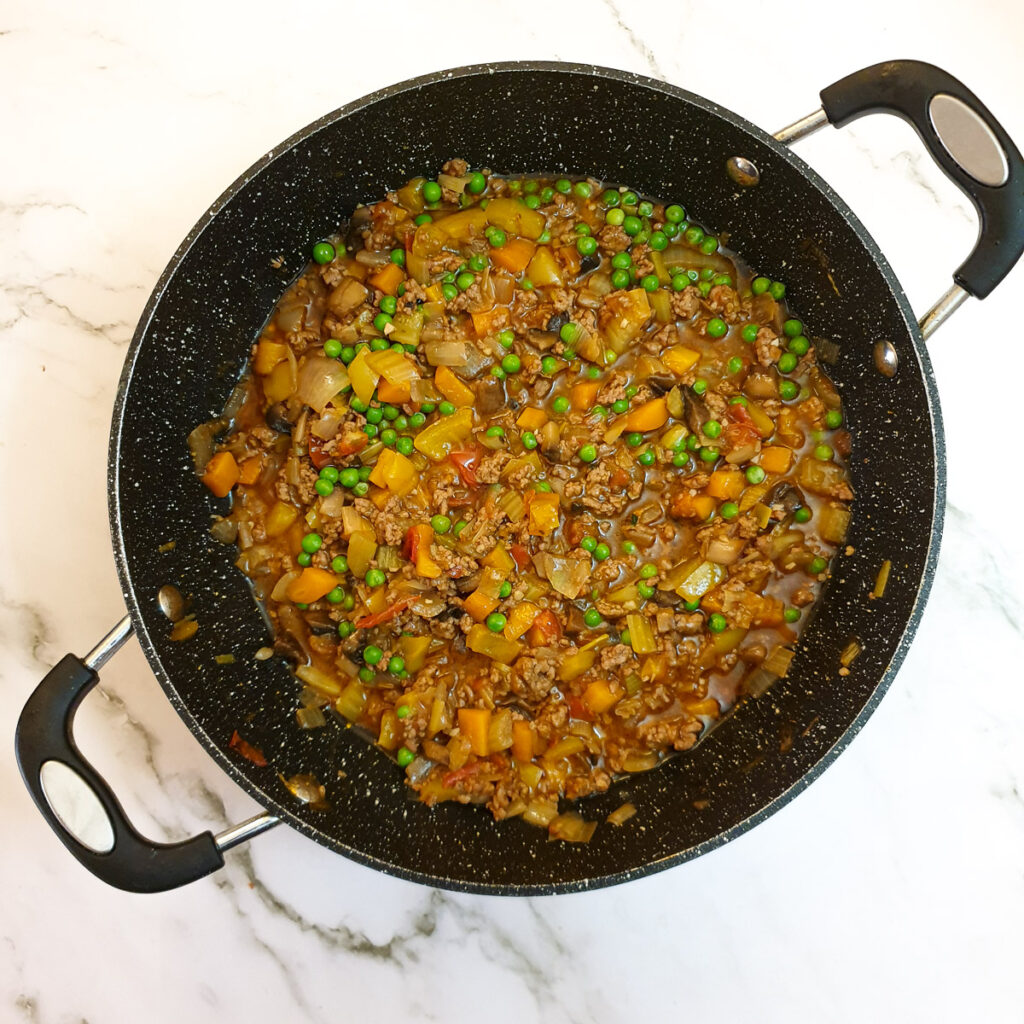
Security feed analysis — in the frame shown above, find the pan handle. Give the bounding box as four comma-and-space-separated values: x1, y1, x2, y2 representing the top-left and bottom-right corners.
14, 616, 279, 892
775, 60, 1023, 328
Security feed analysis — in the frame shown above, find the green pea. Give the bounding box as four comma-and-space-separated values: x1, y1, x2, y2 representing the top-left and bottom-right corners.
728, 356, 743, 376
622, 216, 642, 236
337, 620, 354, 639
335, 468, 357, 490
438, 401, 456, 416
485, 426, 505, 439
814, 444, 834, 461
745, 465, 766, 485
350, 396, 368, 414
779, 380, 799, 401
684, 599, 700, 612
395, 703, 411, 719
700, 447, 719, 463
665, 204, 685, 223
552, 396, 570, 414
668, 274, 686, 292
700, 236, 719, 255
340, 345, 356, 364
366, 568, 387, 588
301, 533, 322, 554
610, 252, 631, 271
638, 449, 655, 466
491, 366, 506, 381
522, 431, 538, 450
422, 180, 442, 203
663, 221, 680, 238
808, 556, 827, 575
390, 247, 405, 267
467, 171, 487, 194
357, 666, 374, 683
380, 428, 397, 447
386, 656, 405, 675
698, 281, 712, 297
729, 396, 748, 408
521, 278, 534, 291
325, 585, 345, 605
611, 268, 631, 289
703, 420, 721, 439
637, 582, 655, 599
314, 478, 334, 497
501, 354, 521, 374
296, 552, 312, 567
769, 281, 786, 300
649, 231, 668, 251
364, 644, 383, 665
323, 338, 342, 359
573, 181, 592, 199
638, 274, 657, 292
419, 402, 436, 414
369, 338, 389, 352
706, 317, 727, 339
455, 271, 475, 292
485, 612, 507, 633
750, 276, 769, 295
581, 536, 597, 553
741, 324, 759, 344
523, 180, 539, 194
320, 465, 339, 483
605, 207, 625, 226
555, 178, 572, 194
579, 443, 597, 463
498, 581, 512, 599
442, 283, 458, 302
788, 335, 810, 356
587, 366, 601, 381
825, 410, 843, 430
783, 318, 803, 337
364, 407, 382, 425
414, 213, 432, 226
672, 452, 689, 468
621, 540, 638, 555
684, 226, 704, 246
352, 481, 369, 497
541, 187, 554, 203
453, 519, 468, 536
329, 555, 349, 575
778, 352, 798, 374
783, 607, 801, 623
395, 746, 414, 767
610, 398, 628, 415
486, 226, 507, 247
594, 543, 611, 561
626, 432, 643, 447
720, 501, 739, 520
639, 563, 658, 580
620, 628, 631, 646
576, 235, 598, 257
523, 194, 540, 210
692, 378, 707, 396
708, 612, 727, 633
621, 191, 638, 206
794, 507, 812, 524
312, 241, 335, 264
584, 607, 602, 628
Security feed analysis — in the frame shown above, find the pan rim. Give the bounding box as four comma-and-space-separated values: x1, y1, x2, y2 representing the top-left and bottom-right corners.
107, 60, 946, 895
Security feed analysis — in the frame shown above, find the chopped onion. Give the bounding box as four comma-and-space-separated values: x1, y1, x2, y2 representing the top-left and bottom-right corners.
706, 536, 745, 565
354, 248, 390, 267
763, 645, 795, 676
423, 340, 469, 366
548, 812, 597, 843
523, 799, 559, 828
606, 802, 637, 826
533, 552, 590, 599
318, 488, 347, 518
297, 356, 350, 413
622, 752, 659, 773
187, 419, 223, 473
311, 408, 345, 440
296, 706, 326, 729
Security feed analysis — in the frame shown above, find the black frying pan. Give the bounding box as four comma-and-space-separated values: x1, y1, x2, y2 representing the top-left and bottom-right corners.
16, 61, 1024, 894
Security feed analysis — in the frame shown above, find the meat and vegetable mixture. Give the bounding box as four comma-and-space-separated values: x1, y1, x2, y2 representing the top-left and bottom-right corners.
200, 160, 853, 841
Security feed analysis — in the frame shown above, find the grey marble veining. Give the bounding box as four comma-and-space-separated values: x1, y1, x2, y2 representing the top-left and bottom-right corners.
2, 1, 1024, 1022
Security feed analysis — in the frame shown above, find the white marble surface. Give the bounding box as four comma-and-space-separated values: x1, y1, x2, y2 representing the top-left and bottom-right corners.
3, 1, 1024, 1021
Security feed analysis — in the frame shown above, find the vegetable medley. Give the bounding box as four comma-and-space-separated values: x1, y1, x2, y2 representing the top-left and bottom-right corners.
201, 159, 854, 841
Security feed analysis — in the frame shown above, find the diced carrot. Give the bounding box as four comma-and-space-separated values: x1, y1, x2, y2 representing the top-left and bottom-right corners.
516, 407, 547, 431
624, 396, 669, 432
706, 468, 744, 500
458, 708, 492, 757
367, 262, 404, 295
435, 365, 475, 407
201, 452, 239, 497
237, 456, 262, 486
511, 720, 535, 763
463, 589, 499, 622
253, 339, 287, 376
470, 305, 510, 338
759, 446, 793, 474
583, 680, 622, 715
286, 567, 338, 604
377, 378, 411, 404
490, 237, 537, 274
570, 380, 601, 411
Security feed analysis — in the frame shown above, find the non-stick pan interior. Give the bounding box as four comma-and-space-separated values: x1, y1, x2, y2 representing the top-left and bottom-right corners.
110, 63, 942, 893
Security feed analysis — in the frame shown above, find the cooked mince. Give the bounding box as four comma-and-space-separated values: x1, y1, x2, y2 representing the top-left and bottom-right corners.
200, 160, 854, 836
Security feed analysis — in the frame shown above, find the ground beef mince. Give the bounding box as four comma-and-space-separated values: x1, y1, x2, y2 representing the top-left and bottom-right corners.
199, 163, 854, 842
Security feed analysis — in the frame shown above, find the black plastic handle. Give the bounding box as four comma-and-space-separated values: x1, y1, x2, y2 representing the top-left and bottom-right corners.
820, 60, 1024, 299
15, 652, 224, 893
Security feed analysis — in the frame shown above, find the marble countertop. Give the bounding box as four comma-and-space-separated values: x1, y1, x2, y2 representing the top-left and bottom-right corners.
3, 2, 1024, 1021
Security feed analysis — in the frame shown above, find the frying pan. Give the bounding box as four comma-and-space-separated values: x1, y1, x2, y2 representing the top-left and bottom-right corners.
15, 60, 1024, 894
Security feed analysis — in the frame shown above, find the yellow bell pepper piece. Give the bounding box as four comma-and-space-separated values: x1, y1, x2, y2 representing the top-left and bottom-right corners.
368, 448, 417, 496
625, 397, 669, 432
503, 602, 539, 641
516, 407, 548, 431
434, 365, 475, 407
467, 624, 523, 665
413, 406, 473, 461
348, 347, 380, 404
481, 543, 516, 575
663, 345, 701, 375
253, 339, 287, 375
286, 567, 338, 604
458, 708, 492, 756
527, 492, 560, 535
584, 679, 622, 715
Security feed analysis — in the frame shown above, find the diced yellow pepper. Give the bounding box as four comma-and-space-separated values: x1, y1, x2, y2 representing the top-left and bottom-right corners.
413, 407, 473, 461
285, 567, 338, 604
481, 543, 516, 575
368, 448, 417, 496
253, 339, 287, 375
466, 624, 523, 665
434, 365, 475, 407
348, 347, 380, 404
527, 492, 560, 535
458, 708, 492, 756
503, 602, 539, 641
663, 345, 701, 375
583, 679, 622, 715
557, 647, 596, 682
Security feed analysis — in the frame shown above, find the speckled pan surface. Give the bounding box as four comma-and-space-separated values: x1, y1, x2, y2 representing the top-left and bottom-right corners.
108, 62, 944, 894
